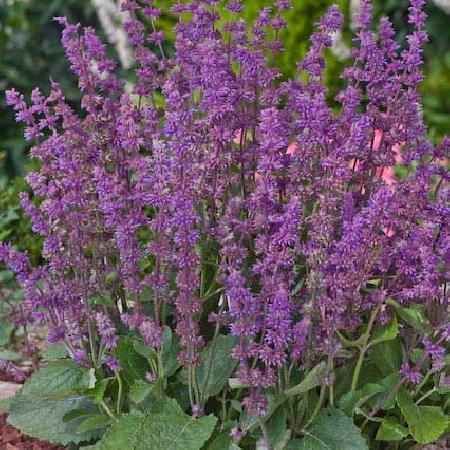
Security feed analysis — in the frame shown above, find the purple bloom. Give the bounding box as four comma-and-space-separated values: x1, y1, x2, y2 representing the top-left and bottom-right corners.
0, 360, 26, 382
400, 362, 422, 384
2, 0, 446, 416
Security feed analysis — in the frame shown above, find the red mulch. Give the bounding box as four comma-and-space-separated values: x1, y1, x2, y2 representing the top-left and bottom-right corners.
0, 371, 65, 450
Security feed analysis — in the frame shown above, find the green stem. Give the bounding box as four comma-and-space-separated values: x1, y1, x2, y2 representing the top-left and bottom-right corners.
115, 372, 123, 415
101, 400, 116, 420
258, 418, 271, 450
415, 388, 436, 405
303, 383, 326, 430
188, 368, 195, 408
220, 387, 228, 423
351, 306, 380, 391
88, 321, 98, 368
413, 369, 432, 397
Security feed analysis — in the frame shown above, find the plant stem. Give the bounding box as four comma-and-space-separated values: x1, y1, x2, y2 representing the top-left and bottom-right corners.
188, 367, 194, 408
200, 301, 224, 404
101, 400, 116, 420
303, 383, 326, 430
115, 372, 123, 415
415, 387, 436, 405
258, 418, 271, 450
351, 305, 380, 391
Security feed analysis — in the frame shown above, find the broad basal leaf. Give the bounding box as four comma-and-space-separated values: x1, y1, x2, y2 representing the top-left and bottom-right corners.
376, 417, 409, 441
43, 343, 69, 361
290, 407, 368, 449
98, 398, 217, 450
8, 359, 100, 445
397, 388, 448, 444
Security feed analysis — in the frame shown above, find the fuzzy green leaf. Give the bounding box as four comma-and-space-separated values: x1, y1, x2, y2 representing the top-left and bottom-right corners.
76, 415, 110, 434
115, 337, 149, 385
289, 407, 368, 449
8, 360, 100, 445
0, 318, 14, 346
43, 343, 69, 361
98, 398, 217, 450
397, 388, 448, 444
376, 417, 409, 441
370, 339, 403, 375
129, 379, 153, 404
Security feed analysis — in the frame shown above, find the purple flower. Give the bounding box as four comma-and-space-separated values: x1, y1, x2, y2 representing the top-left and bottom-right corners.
400, 362, 422, 384
0, 360, 26, 382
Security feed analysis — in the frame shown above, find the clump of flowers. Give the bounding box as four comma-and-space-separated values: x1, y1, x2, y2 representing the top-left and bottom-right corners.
1, 0, 448, 448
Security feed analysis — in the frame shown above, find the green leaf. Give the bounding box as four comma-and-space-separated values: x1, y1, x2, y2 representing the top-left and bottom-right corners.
338, 383, 384, 416
129, 379, 153, 404
7, 360, 100, 445
98, 398, 217, 450
0, 349, 22, 361
0, 318, 14, 346
63, 408, 95, 423
115, 337, 149, 385
104, 271, 119, 285
289, 408, 368, 449
274, 430, 292, 450
337, 332, 365, 349
43, 343, 69, 361
285, 361, 327, 397
162, 326, 180, 377
90, 292, 116, 308
368, 316, 398, 347
376, 417, 409, 441
0, 394, 13, 412
133, 340, 157, 362
397, 388, 448, 444
370, 339, 403, 375
367, 373, 400, 411
239, 393, 285, 433
76, 415, 111, 434
206, 432, 241, 450
264, 406, 287, 447
387, 300, 432, 334
87, 378, 112, 405
194, 334, 237, 401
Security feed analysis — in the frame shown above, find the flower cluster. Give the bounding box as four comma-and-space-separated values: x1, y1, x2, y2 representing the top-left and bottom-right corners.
2, 0, 448, 417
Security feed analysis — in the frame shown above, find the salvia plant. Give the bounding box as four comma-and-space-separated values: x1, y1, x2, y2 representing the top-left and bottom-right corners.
0, 0, 449, 448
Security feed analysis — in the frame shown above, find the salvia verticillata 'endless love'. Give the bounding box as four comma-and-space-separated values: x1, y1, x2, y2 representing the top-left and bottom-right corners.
1, 0, 449, 448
